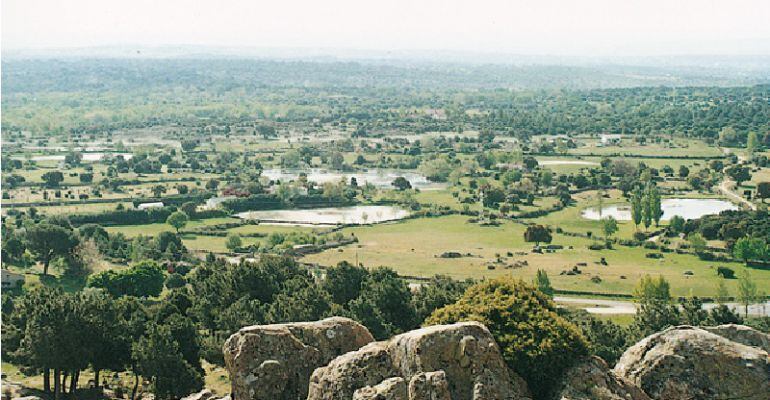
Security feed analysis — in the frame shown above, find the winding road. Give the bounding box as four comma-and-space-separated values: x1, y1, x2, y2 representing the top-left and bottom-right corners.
555, 296, 770, 317
718, 179, 757, 211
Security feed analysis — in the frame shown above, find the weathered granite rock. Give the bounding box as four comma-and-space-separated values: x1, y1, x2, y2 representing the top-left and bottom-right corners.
223, 317, 374, 400
614, 325, 770, 400
307, 322, 532, 400
557, 356, 650, 400
704, 323, 770, 353
408, 371, 451, 400
353, 377, 408, 400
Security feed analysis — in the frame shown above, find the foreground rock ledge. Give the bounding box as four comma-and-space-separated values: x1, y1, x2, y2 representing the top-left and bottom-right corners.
307, 321, 532, 400
223, 317, 374, 400
557, 356, 650, 400
614, 325, 770, 400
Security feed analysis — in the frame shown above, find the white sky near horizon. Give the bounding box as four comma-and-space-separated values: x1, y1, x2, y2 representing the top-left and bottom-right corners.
3, 0, 770, 56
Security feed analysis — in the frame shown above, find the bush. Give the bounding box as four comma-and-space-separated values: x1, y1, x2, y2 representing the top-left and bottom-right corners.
562, 309, 629, 365
165, 273, 187, 289
717, 266, 736, 279
426, 277, 589, 400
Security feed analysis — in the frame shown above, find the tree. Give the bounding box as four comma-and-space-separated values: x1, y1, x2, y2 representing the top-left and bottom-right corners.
41, 171, 64, 188
79, 173, 94, 183
165, 273, 186, 289
411, 275, 471, 323
757, 182, 770, 202
346, 267, 417, 340
426, 277, 588, 399
641, 186, 653, 230
321, 261, 368, 305
180, 202, 197, 218
266, 283, 331, 323
534, 269, 554, 297
650, 187, 662, 226
737, 269, 758, 317
668, 215, 685, 235
523, 225, 552, 246
181, 140, 198, 152
419, 157, 453, 182
151, 185, 167, 198
225, 233, 242, 252
633, 275, 671, 302
205, 179, 220, 191
747, 131, 759, 157
687, 233, 707, 254
132, 323, 203, 400
632, 275, 680, 337
166, 211, 188, 233
630, 187, 643, 230
726, 166, 751, 186
716, 280, 730, 304
391, 176, 412, 191
602, 216, 619, 240
26, 222, 79, 275
678, 165, 690, 178
87, 260, 165, 298
733, 237, 767, 264
329, 151, 345, 170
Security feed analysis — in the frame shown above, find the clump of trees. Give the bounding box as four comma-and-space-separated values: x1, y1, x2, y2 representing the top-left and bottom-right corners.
630, 184, 662, 231
87, 260, 166, 298
2, 287, 203, 400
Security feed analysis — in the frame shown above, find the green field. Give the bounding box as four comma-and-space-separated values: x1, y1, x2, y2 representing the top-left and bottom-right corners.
303, 212, 770, 297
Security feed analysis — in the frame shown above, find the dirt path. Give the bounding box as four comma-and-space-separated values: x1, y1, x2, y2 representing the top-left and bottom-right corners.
718, 179, 757, 211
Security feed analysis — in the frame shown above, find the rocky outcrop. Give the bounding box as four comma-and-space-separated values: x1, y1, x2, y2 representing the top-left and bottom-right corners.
614, 325, 770, 400
353, 377, 408, 400
704, 323, 770, 352
223, 317, 374, 400
307, 321, 532, 400
557, 356, 650, 400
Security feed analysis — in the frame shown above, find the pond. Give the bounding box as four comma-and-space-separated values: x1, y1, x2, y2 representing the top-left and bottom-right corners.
236, 205, 410, 226
15, 153, 134, 162
581, 198, 738, 221
261, 168, 443, 189
538, 160, 598, 166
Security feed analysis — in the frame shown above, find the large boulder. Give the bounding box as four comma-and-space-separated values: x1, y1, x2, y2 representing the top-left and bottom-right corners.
614, 325, 770, 400
223, 317, 374, 400
307, 321, 532, 400
704, 323, 770, 353
557, 356, 650, 400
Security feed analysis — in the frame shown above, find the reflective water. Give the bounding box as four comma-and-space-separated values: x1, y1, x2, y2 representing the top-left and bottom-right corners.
237, 205, 410, 225
581, 198, 738, 221
261, 168, 443, 189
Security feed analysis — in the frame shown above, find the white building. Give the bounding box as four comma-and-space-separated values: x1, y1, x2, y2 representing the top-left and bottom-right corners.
599, 134, 622, 146
137, 202, 164, 210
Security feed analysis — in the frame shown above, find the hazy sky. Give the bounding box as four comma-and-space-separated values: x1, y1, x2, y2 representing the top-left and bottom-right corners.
3, 0, 770, 56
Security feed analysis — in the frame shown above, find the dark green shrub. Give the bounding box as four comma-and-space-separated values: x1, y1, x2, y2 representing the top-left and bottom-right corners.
426, 277, 589, 400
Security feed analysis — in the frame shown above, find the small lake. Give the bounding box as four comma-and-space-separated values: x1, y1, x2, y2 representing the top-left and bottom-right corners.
14, 153, 133, 162
581, 198, 738, 221
237, 205, 410, 226
261, 168, 443, 189
538, 160, 598, 166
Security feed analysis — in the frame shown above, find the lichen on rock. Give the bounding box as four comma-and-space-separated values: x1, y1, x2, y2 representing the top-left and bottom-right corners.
307, 321, 532, 400
614, 325, 770, 400
222, 317, 374, 400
